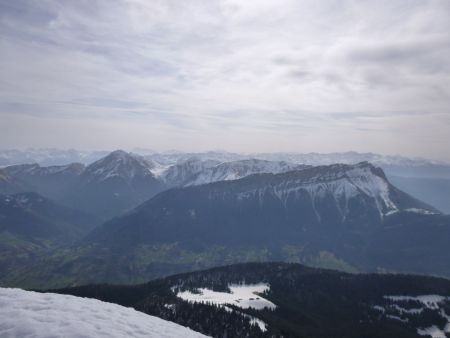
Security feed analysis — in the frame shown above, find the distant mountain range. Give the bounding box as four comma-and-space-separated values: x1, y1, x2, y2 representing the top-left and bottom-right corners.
2, 148, 450, 213
53, 262, 450, 338
3, 161, 449, 289
0, 152, 316, 219
0, 148, 108, 166
2, 149, 450, 176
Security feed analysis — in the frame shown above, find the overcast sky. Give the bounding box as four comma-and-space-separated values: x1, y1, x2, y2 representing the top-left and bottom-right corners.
1, 0, 449, 160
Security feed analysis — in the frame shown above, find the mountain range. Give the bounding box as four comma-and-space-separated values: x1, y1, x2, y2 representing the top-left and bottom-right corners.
2, 148, 448, 170
0, 151, 315, 219
2, 148, 450, 213
0, 148, 108, 167
2, 160, 449, 289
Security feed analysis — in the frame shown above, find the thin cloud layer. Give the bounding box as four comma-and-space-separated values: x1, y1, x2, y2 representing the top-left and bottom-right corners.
1, 0, 449, 159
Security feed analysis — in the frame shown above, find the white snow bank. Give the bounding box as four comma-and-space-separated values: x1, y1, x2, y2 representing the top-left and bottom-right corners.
0, 287, 208, 338
176, 283, 276, 310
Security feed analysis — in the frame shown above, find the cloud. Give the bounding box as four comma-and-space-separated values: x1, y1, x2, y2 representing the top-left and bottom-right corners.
0, 0, 449, 160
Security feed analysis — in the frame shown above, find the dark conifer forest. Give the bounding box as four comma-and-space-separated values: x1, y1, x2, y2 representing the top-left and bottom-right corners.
53, 262, 450, 337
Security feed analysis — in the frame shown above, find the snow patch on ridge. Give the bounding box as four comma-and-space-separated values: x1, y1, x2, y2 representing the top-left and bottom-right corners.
175, 283, 276, 310
174, 283, 275, 332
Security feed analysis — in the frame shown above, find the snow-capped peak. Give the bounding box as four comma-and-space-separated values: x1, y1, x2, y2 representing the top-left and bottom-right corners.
83, 150, 155, 183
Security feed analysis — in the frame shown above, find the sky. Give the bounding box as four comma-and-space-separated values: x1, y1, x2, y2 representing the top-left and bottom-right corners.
1, 0, 450, 160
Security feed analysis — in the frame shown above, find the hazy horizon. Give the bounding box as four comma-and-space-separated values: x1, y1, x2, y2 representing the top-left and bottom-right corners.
1, 146, 449, 164
1, 1, 450, 161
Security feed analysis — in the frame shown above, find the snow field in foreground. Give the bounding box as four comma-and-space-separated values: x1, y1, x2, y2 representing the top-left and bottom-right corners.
0, 287, 208, 338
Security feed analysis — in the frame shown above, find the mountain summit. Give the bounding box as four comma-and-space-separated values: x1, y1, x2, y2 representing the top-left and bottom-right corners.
63, 150, 165, 219
81, 150, 155, 184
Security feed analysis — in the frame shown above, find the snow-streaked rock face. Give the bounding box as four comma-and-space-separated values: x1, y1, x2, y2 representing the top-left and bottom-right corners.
230, 162, 437, 218
0, 288, 208, 338
162, 158, 307, 187
187, 159, 307, 186
161, 158, 221, 187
